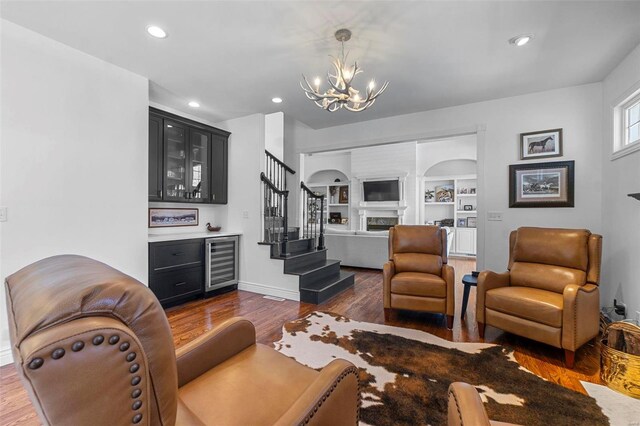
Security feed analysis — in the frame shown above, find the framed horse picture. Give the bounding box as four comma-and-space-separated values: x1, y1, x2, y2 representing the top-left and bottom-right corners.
520, 128, 563, 160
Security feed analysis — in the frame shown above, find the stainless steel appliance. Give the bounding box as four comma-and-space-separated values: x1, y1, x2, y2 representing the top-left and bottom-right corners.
205, 236, 239, 293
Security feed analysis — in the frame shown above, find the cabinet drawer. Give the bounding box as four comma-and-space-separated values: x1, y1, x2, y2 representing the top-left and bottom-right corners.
150, 240, 203, 272
150, 267, 203, 303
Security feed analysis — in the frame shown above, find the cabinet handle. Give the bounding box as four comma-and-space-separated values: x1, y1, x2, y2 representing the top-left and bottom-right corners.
172, 252, 184, 256
158, 189, 162, 198
174, 281, 187, 287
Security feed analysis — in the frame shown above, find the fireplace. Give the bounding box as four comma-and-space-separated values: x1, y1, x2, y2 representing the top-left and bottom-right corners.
367, 217, 398, 232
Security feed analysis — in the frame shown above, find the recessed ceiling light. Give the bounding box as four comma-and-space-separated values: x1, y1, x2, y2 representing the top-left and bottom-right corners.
146, 25, 167, 39
188, 101, 200, 108
272, 97, 283, 104
509, 34, 533, 47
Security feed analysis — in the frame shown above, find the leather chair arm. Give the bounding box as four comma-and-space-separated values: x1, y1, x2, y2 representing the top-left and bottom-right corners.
274, 359, 360, 426
383, 260, 395, 309
562, 284, 600, 351
476, 271, 510, 324
175, 317, 256, 387
443, 264, 455, 317
447, 382, 491, 426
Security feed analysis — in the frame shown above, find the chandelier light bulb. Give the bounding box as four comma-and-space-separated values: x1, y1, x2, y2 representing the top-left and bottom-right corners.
314, 77, 321, 88
369, 80, 375, 90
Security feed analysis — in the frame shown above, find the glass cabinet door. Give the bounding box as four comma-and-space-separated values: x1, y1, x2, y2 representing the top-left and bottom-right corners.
163, 120, 189, 200
188, 130, 210, 202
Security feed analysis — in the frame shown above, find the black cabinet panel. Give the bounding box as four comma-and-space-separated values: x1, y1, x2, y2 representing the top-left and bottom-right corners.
210, 134, 228, 204
149, 107, 229, 204
148, 114, 163, 201
150, 239, 203, 272
149, 266, 203, 304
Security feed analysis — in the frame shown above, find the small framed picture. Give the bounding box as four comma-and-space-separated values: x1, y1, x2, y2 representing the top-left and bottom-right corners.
149, 208, 198, 228
463, 205, 473, 211
470, 188, 476, 194
339, 186, 349, 204
457, 218, 467, 227
340, 218, 349, 224
509, 160, 575, 208
520, 128, 563, 160
466, 217, 477, 228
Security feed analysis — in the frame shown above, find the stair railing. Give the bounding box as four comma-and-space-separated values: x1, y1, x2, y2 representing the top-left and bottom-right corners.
265, 150, 295, 192
301, 182, 325, 251
260, 172, 290, 256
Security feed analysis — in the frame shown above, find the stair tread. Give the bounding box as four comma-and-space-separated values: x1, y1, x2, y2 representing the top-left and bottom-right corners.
286, 259, 341, 276
300, 271, 354, 292
272, 248, 327, 260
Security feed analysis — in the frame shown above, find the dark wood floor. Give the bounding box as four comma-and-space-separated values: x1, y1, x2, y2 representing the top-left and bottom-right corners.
0, 259, 601, 426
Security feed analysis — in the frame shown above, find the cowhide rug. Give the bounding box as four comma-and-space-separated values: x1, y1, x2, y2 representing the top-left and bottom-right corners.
274, 311, 640, 426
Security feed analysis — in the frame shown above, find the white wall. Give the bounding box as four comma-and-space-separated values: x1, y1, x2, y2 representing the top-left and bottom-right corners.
0, 21, 149, 365
215, 114, 300, 299
288, 83, 604, 274
265, 112, 284, 161
601, 43, 640, 318
417, 134, 477, 176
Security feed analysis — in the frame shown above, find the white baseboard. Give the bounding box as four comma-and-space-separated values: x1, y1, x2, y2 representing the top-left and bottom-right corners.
1, 347, 14, 366
238, 281, 300, 301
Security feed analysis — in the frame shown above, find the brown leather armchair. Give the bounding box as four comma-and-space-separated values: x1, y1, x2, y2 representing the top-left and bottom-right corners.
476, 227, 602, 368
448, 382, 519, 426
5, 255, 360, 426
383, 225, 455, 328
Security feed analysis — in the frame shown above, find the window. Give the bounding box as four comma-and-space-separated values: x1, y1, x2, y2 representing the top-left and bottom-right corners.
613, 88, 640, 159
624, 95, 640, 147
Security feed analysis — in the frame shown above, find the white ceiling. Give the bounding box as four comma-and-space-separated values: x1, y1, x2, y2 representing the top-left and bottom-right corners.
2, 1, 640, 129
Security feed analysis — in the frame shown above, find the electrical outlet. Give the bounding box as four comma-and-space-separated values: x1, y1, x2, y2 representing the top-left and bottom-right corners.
242, 210, 249, 219
0, 207, 7, 222
487, 211, 503, 221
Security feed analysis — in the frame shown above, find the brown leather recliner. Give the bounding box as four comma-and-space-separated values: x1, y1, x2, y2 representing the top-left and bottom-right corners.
383, 225, 455, 329
476, 227, 602, 368
5, 255, 360, 426
447, 382, 519, 426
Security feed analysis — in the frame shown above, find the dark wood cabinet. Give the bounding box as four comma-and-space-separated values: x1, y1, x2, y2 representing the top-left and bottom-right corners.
148, 114, 163, 201
149, 107, 230, 204
210, 134, 228, 204
149, 239, 204, 306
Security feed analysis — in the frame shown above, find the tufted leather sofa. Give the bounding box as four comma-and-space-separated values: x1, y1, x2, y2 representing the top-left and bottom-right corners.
447, 382, 519, 426
476, 227, 602, 368
383, 225, 455, 328
5, 255, 360, 426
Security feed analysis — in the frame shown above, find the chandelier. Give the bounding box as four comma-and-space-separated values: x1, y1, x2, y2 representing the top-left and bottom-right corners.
300, 29, 388, 112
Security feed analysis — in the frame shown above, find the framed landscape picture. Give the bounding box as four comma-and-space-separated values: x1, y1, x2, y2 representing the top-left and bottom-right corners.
509, 161, 574, 208
149, 208, 199, 228
520, 128, 563, 160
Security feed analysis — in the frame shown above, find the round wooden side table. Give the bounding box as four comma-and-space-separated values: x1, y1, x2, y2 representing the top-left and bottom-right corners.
461, 274, 478, 319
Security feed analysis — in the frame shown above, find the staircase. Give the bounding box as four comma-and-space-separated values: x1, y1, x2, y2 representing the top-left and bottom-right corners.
260, 150, 354, 304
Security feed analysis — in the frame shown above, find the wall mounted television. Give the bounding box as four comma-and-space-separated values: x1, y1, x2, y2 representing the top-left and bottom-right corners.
363, 180, 400, 202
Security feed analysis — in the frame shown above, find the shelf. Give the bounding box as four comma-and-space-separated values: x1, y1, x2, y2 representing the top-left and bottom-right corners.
167, 155, 185, 160
328, 203, 349, 207
425, 202, 455, 205
457, 210, 477, 214
457, 194, 477, 197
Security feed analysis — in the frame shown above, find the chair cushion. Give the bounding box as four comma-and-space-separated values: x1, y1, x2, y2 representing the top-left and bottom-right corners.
177, 344, 318, 426
391, 272, 446, 298
485, 286, 564, 328
510, 262, 586, 294
393, 253, 442, 275
512, 227, 590, 271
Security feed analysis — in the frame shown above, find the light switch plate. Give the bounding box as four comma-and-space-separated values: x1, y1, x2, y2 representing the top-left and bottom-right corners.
242, 210, 249, 219
0, 207, 7, 222
487, 211, 503, 221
